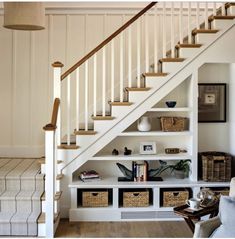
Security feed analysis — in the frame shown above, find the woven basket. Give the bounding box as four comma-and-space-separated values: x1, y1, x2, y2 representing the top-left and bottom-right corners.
160, 117, 186, 132
123, 191, 149, 207
82, 191, 108, 207
163, 190, 189, 207
200, 152, 232, 182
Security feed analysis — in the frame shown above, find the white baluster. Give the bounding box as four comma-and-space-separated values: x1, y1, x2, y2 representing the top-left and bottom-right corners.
93, 55, 97, 116
67, 74, 71, 145
162, 2, 166, 58
196, 2, 200, 30
128, 27, 132, 87
120, 32, 124, 102
85, 61, 88, 131
137, 19, 141, 88
145, 13, 149, 72
154, 5, 158, 72
188, 2, 192, 44
111, 40, 114, 102
102, 47, 106, 116
213, 2, 217, 16
221, 3, 225, 16
179, 2, 183, 44
171, 2, 175, 57
76, 68, 80, 130
205, 2, 209, 29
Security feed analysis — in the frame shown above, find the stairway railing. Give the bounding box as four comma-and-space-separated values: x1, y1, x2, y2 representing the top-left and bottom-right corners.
43, 97, 61, 237
52, 2, 226, 147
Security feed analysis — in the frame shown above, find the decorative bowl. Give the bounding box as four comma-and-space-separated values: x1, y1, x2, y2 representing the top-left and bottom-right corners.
165, 101, 177, 108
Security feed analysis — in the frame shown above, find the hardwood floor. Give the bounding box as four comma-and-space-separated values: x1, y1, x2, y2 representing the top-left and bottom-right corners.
55, 219, 193, 238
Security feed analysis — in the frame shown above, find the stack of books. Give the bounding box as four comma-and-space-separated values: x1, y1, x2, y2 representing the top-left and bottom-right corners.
80, 170, 101, 182
133, 161, 148, 182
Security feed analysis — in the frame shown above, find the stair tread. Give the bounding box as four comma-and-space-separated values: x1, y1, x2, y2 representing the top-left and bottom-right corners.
0, 190, 19, 200
37, 212, 59, 224
92, 116, 115, 120
209, 15, 235, 21
16, 190, 34, 200
11, 212, 31, 223
74, 130, 97, 135
192, 29, 219, 35
125, 87, 151, 91
109, 101, 133, 106
0, 158, 23, 178
175, 44, 202, 49
143, 73, 168, 77
57, 145, 79, 149
38, 158, 63, 164
41, 191, 62, 201
56, 173, 64, 180
159, 58, 185, 63
28, 210, 41, 223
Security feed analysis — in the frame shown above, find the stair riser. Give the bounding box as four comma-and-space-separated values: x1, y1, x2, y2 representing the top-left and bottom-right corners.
28, 222, 38, 236
1, 200, 16, 212
36, 179, 44, 191
0, 180, 5, 191
6, 179, 20, 191
195, 34, 217, 45
211, 19, 233, 30
145, 77, 167, 89
21, 179, 36, 191
227, 6, 235, 15
0, 223, 11, 235
11, 223, 28, 236
32, 200, 41, 212
16, 200, 32, 213
76, 136, 97, 150
161, 62, 183, 74
37, 215, 60, 237
94, 120, 117, 133
128, 91, 151, 103
111, 106, 135, 118
178, 48, 201, 59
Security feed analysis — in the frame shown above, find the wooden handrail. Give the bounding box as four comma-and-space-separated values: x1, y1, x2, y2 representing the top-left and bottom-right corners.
61, 2, 157, 80
43, 98, 60, 131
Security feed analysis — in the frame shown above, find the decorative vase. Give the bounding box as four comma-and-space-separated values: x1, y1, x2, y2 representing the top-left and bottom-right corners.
137, 116, 151, 132
174, 170, 185, 179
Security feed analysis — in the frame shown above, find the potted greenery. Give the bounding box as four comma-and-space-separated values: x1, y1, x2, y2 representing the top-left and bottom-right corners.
170, 159, 191, 179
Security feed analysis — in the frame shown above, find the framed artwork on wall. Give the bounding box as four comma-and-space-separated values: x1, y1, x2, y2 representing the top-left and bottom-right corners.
198, 83, 226, 122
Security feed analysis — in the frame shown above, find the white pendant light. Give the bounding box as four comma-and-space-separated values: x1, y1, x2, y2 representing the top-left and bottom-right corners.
3, 2, 45, 31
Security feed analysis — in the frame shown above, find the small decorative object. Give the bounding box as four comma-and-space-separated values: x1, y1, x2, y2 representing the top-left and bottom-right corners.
137, 116, 151, 132
116, 163, 133, 180
197, 188, 218, 208
124, 147, 132, 155
160, 116, 186, 132
112, 149, 119, 155
140, 142, 157, 155
198, 83, 226, 122
165, 148, 187, 154
171, 159, 191, 179
165, 101, 177, 108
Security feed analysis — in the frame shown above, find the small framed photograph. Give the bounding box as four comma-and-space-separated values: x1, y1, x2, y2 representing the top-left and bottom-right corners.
198, 83, 226, 122
139, 142, 157, 155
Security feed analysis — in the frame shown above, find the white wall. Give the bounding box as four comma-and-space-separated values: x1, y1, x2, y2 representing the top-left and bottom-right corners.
198, 63, 230, 153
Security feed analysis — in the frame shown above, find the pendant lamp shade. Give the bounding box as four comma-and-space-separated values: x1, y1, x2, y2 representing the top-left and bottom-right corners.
3, 2, 45, 31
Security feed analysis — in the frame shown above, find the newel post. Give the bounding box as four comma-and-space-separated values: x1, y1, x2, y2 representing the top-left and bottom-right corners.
52, 61, 63, 146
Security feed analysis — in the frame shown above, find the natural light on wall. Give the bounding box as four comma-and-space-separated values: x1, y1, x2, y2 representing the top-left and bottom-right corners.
3, 2, 45, 30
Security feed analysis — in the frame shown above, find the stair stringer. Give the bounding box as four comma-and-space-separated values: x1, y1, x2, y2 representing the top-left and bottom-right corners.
58, 21, 235, 218
61, 19, 235, 173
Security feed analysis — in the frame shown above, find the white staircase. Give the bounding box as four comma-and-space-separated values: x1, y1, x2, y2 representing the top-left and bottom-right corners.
40, 1, 235, 237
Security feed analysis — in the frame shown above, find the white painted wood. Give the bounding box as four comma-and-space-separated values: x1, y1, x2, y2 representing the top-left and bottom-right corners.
179, 2, 183, 44
85, 61, 88, 131
119, 131, 192, 137
204, 2, 209, 29
93, 55, 97, 115
196, 2, 200, 30
102, 47, 106, 116
113, 188, 119, 209
67, 75, 71, 145
120, 32, 124, 102
178, 47, 201, 59
213, 3, 216, 16
170, 2, 174, 58
111, 40, 115, 101
128, 27, 132, 87
162, 2, 166, 58
187, 2, 192, 44
154, 5, 158, 72
70, 188, 77, 209
137, 19, 141, 87
76, 68, 80, 129
153, 187, 160, 209
221, 3, 225, 16
145, 13, 149, 72
161, 62, 183, 73
45, 131, 55, 237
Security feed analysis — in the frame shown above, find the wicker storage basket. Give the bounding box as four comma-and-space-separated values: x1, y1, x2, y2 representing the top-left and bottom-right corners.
212, 188, 230, 198
160, 117, 186, 132
200, 152, 232, 182
82, 191, 108, 207
163, 190, 189, 207
123, 191, 149, 207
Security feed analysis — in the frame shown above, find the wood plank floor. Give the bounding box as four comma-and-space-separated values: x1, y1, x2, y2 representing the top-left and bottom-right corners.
55, 220, 193, 238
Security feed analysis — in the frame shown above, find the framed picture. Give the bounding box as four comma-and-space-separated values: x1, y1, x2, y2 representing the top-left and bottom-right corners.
198, 83, 226, 122
139, 142, 157, 155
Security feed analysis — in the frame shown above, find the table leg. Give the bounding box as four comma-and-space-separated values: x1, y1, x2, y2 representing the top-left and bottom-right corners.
184, 218, 195, 233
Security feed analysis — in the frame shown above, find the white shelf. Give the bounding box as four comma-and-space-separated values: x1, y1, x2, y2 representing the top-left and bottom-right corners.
93, 153, 192, 161
149, 107, 191, 112
119, 131, 192, 136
